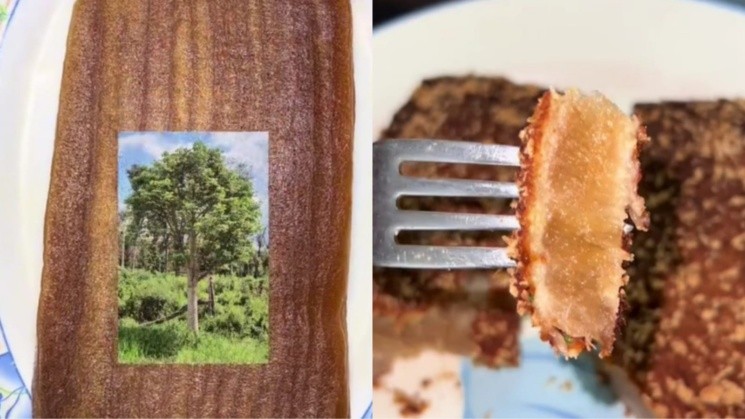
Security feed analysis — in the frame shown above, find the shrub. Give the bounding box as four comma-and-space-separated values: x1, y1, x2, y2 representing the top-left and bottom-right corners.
203, 305, 247, 337
199, 275, 269, 339
119, 268, 187, 322
247, 294, 269, 341
119, 317, 139, 328
119, 320, 193, 360
118, 269, 269, 343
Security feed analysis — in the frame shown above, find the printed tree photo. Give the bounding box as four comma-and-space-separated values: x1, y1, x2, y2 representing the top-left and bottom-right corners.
117, 132, 269, 364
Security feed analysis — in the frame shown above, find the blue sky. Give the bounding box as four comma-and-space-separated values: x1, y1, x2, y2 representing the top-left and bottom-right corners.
118, 132, 269, 230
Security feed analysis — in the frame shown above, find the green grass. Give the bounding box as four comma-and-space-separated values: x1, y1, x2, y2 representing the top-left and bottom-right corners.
118, 320, 268, 364
173, 333, 268, 364
117, 268, 269, 364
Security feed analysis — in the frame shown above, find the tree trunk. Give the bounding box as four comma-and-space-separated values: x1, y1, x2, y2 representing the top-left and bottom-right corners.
253, 254, 260, 278
186, 273, 199, 333
186, 231, 199, 334
164, 233, 169, 273
208, 276, 215, 316
120, 231, 125, 269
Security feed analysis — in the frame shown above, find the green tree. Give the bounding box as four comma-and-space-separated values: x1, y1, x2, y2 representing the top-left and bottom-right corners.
126, 142, 261, 333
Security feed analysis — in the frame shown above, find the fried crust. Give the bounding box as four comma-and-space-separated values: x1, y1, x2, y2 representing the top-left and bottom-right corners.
508, 90, 649, 358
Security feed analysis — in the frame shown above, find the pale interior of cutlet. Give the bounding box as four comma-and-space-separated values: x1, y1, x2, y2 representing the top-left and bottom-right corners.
529, 90, 638, 348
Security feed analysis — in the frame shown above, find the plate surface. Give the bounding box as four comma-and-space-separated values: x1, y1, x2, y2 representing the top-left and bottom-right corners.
0, 1, 371, 417
373, 0, 745, 417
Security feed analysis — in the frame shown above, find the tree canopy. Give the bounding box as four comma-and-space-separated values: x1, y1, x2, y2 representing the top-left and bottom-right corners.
124, 141, 262, 332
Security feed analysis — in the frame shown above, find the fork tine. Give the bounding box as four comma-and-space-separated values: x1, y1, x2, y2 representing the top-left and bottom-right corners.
375, 139, 520, 166
393, 211, 519, 231
373, 139, 522, 270
380, 245, 516, 269
396, 178, 519, 199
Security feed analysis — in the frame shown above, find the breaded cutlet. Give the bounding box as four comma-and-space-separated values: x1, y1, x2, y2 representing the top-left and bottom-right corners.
374, 76, 544, 374
614, 99, 745, 417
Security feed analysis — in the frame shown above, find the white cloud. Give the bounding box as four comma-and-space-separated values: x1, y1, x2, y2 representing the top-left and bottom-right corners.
209, 132, 268, 179
118, 131, 270, 231
119, 132, 190, 159
208, 132, 270, 230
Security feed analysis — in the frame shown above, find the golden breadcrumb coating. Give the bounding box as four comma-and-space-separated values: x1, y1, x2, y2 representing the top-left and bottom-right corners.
508, 89, 649, 358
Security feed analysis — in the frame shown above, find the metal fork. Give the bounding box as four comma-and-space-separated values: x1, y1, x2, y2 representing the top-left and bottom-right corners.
373, 139, 520, 270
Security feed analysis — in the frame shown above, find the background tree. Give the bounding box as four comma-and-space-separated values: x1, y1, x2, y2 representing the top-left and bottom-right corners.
126, 142, 261, 333
253, 228, 269, 279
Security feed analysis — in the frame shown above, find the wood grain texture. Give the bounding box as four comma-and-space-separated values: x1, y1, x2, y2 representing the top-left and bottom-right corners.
34, 1, 354, 417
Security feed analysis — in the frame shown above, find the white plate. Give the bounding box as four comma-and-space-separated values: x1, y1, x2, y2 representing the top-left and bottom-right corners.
373, 0, 745, 417
0, 1, 372, 417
